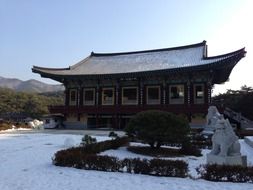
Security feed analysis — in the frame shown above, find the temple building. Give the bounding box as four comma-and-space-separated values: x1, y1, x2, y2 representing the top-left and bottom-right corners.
32, 41, 246, 129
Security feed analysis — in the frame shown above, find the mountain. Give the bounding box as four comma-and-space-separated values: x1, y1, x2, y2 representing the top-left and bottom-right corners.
0, 76, 64, 93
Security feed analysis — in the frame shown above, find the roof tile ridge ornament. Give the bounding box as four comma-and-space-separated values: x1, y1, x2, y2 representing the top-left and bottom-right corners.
90, 41, 206, 57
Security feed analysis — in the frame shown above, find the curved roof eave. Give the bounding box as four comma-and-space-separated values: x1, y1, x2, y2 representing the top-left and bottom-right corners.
31, 42, 246, 84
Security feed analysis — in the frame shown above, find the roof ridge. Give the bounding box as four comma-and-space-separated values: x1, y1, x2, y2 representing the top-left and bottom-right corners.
91, 41, 206, 57
70, 55, 92, 70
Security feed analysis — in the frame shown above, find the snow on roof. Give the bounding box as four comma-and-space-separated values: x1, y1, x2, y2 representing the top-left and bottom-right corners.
32, 41, 245, 76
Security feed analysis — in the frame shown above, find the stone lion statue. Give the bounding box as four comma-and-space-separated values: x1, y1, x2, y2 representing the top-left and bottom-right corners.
206, 106, 222, 127
202, 106, 223, 136
210, 118, 241, 157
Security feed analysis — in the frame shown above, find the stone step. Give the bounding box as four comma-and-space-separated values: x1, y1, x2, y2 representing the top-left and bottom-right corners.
244, 136, 253, 148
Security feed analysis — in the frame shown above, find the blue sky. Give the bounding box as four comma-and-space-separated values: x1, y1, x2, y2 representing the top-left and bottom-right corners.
0, 0, 252, 94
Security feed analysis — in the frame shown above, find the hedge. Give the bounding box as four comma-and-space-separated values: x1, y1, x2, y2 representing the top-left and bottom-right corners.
197, 164, 253, 183
53, 153, 188, 177
53, 136, 188, 178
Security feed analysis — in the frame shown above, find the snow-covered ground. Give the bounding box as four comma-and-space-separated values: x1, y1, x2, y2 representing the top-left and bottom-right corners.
0, 133, 253, 190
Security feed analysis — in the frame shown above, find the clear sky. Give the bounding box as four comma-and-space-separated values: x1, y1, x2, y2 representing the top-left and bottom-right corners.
0, 0, 252, 94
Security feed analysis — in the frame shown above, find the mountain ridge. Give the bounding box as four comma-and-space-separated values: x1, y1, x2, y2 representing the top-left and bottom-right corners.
0, 76, 64, 93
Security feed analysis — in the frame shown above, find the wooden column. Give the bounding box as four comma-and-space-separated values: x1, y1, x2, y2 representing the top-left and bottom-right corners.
204, 83, 209, 105
139, 78, 144, 105
96, 82, 99, 106
64, 88, 69, 106
163, 79, 166, 105
187, 80, 192, 122
79, 87, 83, 106
207, 81, 212, 105
187, 81, 191, 106
95, 114, 99, 128
76, 87, 79, 107
116, 81, 119, 105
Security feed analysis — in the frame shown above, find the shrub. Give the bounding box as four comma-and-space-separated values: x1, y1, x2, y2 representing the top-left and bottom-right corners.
53, 136, 129, 165
53, 147, 85, 167
54, 150, 188, 178
149, 159, 188, 177
125, 110, 190, 148
80, 135, 97, 146
131, 158, 150, 174
53, 136, 188, 178
108, 131, 119, 139
127, 146, 181, 157
81, 155, 120, 172
197, 164, 253, 183
179, 139, 202, 157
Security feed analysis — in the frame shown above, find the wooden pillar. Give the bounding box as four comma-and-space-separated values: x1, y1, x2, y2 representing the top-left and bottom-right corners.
187, 81, 191, 106
139, 78, 144, 105
116, 81, 119, 105
95, 114, 99, 128
65, 88, 69, 106
207, 81, 212, 105
187, 80, 192, 122
76, 88, 79, 107
204, 83, 209, 105
79, 87, 83, 106
163, 79, 166, 105
96, 83, 99, 106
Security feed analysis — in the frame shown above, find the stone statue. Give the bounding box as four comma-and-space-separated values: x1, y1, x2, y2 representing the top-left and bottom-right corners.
202, 106, 222, 136
207, 118, 247, 166
206, 106, 222, 127
209, 118, 240, 157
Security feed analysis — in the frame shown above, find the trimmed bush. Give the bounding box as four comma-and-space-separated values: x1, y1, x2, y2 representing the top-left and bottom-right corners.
179, 140, 202, 157
53, 136, 188, 178
108, 131, 118, 138
53, 151, 188, 178
197, 164, 253, 183
127, 146, 181, 157
80, 135, 97, 146
125, 110, 189, 148
53, 137, 129, 165
149, 159, 188, 177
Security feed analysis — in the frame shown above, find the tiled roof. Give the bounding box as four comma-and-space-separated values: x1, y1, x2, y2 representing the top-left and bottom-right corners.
32, 41, 245, 77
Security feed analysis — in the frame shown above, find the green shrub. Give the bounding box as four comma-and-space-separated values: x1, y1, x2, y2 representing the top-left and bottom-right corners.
125, 110, 190, 148
53, 136, 188, 178
81, 155, 120, 172
197, 164, 253, 183
108, 131, 119, 139
179, 139, 202, 157
53, 136, 129, 165
127, 146, 181, 157
80, 135, 97, 146
149, 159, 188, 177
53, 150, 188, 178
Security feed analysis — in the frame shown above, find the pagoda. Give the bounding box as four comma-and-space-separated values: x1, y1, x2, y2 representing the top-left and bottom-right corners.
32, 41, 246, 129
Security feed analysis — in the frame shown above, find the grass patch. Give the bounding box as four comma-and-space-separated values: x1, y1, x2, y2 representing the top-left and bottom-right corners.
127, 146, 182, 157
0, 122, 31, 131
0, 123, 11, 131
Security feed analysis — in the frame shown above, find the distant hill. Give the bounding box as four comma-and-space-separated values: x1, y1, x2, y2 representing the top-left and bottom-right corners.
0, 76, 64, 93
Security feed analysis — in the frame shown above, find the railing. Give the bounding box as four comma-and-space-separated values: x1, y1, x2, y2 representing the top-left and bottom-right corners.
224, 107, 253, 129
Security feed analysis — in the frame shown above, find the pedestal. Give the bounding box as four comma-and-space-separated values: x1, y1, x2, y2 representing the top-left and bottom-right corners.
207, 154, 247, 167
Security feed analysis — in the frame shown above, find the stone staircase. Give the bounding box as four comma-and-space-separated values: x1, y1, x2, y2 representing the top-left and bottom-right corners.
223, 107, 253, 129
